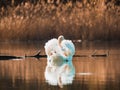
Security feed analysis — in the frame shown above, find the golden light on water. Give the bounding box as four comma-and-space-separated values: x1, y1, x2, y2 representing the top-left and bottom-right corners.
0, 42, 120, 89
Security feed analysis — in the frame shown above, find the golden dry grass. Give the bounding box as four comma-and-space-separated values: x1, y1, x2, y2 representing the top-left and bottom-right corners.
0, 1, 120, 41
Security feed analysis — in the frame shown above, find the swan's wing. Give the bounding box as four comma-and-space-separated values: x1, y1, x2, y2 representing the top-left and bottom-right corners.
61, 40, 75, 57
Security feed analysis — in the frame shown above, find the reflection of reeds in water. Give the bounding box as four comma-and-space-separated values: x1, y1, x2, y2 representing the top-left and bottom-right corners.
0, 1, 120, 41
74, 55, 120, 88
0, 54, 120, 89
0, 58, 46, 84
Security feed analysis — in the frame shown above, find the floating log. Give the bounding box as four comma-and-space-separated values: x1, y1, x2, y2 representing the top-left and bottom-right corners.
74, 54, 108, 57
91, 50, 109, 57
74, 50, 108, 57
0, 50, 109, 60
74, 55, 88, 57
0, 55, 23, 60
25, 50, 109, 58
25, 50, 47, 59
91, 54, 108, 57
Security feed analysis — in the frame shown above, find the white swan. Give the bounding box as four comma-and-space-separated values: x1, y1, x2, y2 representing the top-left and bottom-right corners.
44, 35, 75, 61
44, 35, 75, 88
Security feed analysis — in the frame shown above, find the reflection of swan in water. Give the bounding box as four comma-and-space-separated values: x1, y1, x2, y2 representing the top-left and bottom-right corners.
44, 53, 75, 88
44, 35, 75, 88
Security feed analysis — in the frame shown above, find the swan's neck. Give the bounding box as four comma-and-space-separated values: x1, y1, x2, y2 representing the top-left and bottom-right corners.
58, 35, 64, 47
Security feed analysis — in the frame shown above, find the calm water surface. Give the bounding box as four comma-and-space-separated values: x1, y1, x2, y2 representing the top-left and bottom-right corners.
0, 41, 120, 90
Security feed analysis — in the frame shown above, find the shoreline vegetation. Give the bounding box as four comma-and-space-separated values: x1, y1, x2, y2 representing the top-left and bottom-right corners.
0, 0, 120, 41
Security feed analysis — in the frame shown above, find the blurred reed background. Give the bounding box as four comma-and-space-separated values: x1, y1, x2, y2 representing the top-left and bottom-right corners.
0, 0, 120, 41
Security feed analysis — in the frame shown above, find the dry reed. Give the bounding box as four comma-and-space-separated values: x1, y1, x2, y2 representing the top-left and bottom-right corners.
0, 0, 120, 41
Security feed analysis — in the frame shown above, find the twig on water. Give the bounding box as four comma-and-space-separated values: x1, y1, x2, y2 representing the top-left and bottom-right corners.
25, 50, 47, 59
0, 56, 23, 60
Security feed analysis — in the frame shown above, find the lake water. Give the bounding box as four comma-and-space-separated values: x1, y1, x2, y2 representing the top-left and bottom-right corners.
0, 41, 120, 90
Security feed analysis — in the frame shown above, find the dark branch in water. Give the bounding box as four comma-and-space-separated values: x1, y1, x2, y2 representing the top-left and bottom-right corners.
74, 50, 109, 57
25, 50, 109, 58
0, 50, 109, 60
25, 50, 47, 59
0, 56, 23, 60
91, 50, 109, 57
74, 54, 108, 57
